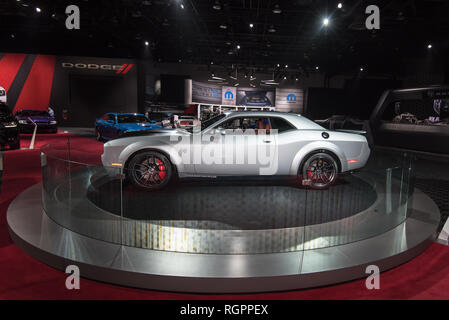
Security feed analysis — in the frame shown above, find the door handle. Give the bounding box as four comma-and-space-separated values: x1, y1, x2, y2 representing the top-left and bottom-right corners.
263, 140, 272, 143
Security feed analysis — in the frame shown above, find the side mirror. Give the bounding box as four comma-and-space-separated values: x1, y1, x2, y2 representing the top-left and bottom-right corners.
216, 127, 226, 135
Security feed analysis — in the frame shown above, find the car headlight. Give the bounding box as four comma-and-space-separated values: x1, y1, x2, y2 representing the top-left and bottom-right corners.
18, 120, 27, 124
3, 122, 17, 128
50, 121, 57, 125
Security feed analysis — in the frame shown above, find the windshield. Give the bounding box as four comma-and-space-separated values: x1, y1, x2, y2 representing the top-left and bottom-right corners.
0, 104, 11, 115
201, 113, 226, 130
18, 110, 50, 117
117, 115, 149, 123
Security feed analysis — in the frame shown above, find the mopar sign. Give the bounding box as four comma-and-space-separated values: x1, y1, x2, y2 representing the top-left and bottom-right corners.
224, 91, 234, 99
286, 94, 297, 102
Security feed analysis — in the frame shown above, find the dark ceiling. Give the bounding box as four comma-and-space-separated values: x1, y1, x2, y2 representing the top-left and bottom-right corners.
1, 0, 449, 76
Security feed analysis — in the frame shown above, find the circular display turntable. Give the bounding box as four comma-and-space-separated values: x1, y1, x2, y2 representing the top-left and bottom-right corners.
7, 155, 441, 293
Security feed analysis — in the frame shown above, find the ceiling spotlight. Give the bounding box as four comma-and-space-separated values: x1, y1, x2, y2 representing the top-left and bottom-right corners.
268, 25, 276, 33
236, 45, 241, 50
11, 33, 15, 38
276, 64, 280, 67
180, 3, 184, 9
272, 4, 282, 14
210, 61, 214, 65
427, 44, 432, 49
219, 24, 227, 29
249, 23, 254, 28
35, 7, 41, 12
323, 18, 329, 26
285, 64, 288, 68
295, 78, 299, 81
315, 66, 319, 70
337, 3, 343, 9
178, 59, 182, 63
212, 1, 222, 10
360, 67, 364, 71
283, 76, 287, 80
144, 41, 149, 46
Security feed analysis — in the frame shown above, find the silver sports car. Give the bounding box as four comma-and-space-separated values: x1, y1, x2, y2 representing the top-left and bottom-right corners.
101, 111, 370, 190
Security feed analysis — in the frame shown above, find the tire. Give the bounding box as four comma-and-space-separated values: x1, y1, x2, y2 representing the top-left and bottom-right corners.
127, 151, 173, 191
300, 152, 338, 190
95, 128, 102, 141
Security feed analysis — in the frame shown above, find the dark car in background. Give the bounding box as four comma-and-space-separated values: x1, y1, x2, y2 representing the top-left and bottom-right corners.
15, 109, 58, 133
0, 103, 20, 150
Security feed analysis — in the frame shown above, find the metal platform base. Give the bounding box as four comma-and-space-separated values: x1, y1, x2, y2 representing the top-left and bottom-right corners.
7, 182, 440, 293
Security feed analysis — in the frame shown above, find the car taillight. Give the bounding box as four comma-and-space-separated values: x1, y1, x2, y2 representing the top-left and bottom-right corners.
180, 121, 190, 125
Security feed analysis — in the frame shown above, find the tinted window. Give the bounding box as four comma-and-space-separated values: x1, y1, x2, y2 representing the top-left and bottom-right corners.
201, 113, 225, 130
0, 104, 11, 115
270, 117, 295, 133
107, 114, 116, 122
220, 117, 269, 130
117, 115, 149, 123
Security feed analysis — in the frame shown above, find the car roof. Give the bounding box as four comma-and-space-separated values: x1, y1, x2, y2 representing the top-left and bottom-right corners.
222, 111, 324, 130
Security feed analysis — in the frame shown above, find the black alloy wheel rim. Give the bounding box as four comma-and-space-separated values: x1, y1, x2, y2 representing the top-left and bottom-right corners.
132, 155, 167, 188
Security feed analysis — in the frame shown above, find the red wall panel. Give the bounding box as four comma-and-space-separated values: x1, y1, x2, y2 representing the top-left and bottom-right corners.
0, 53, 26, 91
14, 55, 56, 112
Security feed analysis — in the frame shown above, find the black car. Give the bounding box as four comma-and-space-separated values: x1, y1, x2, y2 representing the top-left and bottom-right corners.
0, 103, 20, 150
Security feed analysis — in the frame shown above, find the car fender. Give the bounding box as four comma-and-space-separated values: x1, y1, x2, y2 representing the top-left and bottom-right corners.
289, 141, 347, 175
118, 140, 185, 172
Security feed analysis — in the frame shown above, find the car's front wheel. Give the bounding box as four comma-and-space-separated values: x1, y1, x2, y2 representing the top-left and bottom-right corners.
300, 152, 338, 190
127, 151, 173, 190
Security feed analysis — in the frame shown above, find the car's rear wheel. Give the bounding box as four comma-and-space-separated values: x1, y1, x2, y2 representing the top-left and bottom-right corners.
127, 151, 173, 190
300, 153, 338, 190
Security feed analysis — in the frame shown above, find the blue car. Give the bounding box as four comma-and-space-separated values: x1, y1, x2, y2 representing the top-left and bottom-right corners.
95, 113, 163, 141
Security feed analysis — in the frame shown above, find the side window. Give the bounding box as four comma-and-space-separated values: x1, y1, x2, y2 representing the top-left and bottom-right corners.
107, 114, 116, 123
270, 117, 295, 133
219, 117, 268, 130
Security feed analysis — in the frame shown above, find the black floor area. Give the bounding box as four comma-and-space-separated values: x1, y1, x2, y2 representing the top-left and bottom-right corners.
87, 175, 377, 230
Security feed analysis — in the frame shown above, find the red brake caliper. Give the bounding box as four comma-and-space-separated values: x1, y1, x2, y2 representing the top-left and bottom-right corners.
157, 160, 166, 180
307, 170, 314, 179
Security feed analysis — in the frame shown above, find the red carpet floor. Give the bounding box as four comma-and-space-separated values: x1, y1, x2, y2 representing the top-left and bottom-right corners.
1, 133, 449, 299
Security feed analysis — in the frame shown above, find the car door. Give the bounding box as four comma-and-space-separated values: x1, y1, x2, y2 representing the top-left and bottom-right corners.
102, 114, 116, 139
267, 116, 303, 175
194, 116, 266, 176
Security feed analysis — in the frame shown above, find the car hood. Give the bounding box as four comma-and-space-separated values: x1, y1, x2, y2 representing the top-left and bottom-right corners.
118, 123, 163, 131
108, 128, 190, 145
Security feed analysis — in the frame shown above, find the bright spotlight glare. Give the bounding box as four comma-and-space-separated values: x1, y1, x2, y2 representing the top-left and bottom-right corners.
35, 7, 41, 12
428, 44, 432, 49
323, 18, 329, 26
338, 3, 343, 9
